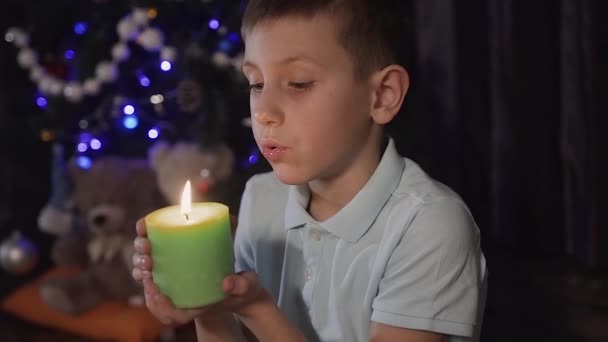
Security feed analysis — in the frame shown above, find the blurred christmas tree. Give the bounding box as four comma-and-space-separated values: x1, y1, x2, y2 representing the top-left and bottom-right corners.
3, 0, 261, 171
0, 1, 266, 279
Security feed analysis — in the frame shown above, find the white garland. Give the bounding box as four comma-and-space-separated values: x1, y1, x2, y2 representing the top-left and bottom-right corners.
4, 8, 178, 104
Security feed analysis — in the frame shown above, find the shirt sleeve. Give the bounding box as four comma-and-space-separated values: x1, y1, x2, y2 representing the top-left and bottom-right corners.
233, 177, 256, 273
371, 197, 487, 338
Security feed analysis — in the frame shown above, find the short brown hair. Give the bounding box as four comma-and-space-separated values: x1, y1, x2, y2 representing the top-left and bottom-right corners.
241, 0, 408, 80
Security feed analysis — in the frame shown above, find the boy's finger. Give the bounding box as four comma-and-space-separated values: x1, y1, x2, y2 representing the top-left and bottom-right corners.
142, 279, 171, 325
143, 278, 157, 297
143, 279, 177, 311
132, 267, 151, 282
136, 218, 147, 237
133, 237, 151, 253
223, 271, 258, 296
132, 253, 153, 270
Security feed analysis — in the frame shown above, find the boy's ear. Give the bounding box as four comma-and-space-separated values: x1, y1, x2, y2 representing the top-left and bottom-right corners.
370, 65, 409, 124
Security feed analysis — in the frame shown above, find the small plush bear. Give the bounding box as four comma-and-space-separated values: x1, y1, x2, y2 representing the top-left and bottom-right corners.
39, 156, 164, 315
148, 141, 241, 210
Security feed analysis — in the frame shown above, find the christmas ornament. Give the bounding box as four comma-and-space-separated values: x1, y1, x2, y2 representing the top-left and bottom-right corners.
117, 16, 138, 41
0, 231, 39, 275
17, 48, 36, 68
137, 27, 164, 51
95, 62, 118, 83
132, 8, 150, 26
29, 66, 44, 82
64, 82, 84, 103
111, 43, 130, 62
83, 78, 101, 95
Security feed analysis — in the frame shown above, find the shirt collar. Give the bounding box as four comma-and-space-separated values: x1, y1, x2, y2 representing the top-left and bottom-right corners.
284, 138, 405, 243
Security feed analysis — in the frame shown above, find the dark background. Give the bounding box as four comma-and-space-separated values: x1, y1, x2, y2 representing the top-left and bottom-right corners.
1, 0, 607, 341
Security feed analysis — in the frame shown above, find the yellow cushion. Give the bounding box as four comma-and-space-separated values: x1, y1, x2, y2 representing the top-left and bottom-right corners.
1, 267, 165, 342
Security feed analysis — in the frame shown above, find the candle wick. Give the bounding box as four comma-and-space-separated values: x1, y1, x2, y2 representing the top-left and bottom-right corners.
184, 213, 189, 222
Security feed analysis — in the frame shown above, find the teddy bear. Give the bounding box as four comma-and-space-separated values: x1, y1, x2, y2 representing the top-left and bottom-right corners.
148, 141, 243, 213
38, 155, 165, 315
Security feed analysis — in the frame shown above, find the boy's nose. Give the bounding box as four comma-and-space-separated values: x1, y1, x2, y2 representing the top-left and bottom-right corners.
254, 109, 283, 126
253, 93, 283, 126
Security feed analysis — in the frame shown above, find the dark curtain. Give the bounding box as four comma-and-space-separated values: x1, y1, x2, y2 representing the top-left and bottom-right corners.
560, 0, 608, 269
403, 0, 607, 269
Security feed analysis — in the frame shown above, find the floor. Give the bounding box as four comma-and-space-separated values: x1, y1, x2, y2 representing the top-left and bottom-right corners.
1, 244, 608, 341
0, 312, 198, 342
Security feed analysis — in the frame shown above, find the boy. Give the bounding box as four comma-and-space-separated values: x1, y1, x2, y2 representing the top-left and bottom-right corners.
132, 1, 487, 341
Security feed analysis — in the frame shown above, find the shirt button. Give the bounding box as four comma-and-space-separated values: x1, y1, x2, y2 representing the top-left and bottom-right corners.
304, 267, 313, 281
310, 229, 321, 241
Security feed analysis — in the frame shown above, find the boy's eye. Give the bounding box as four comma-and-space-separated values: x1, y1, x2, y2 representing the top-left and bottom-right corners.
288, 81, 314, 90
248, 83, 264, 93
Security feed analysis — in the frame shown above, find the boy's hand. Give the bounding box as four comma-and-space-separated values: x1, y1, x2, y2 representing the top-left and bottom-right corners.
142, 270, 270, 326
142, 278, 208, 325
131, 219, 152, 282
132, 218, 272, 326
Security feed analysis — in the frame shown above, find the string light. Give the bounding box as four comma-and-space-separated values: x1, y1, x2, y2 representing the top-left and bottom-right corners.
90, 138, 102, 150
138, 75, 151, 87
147, 8, 158, 19
9, 5, 253, 165
150, 94, 164, 104
64, 50, 75, 60
248, 153, 259, 164
74, 22, 88, 35
123, 115, 139, 129
6, 8, 179, 104
123, 105, 135, 115
76, 156, 92, 169
228, 33, 240, 43
77, 143, 88, 152
148, 128, 159, 139
218, 40, 233, 53
40, 129, 54, 142
36, 96, 48, 108
208, 19, 220, 30
160, 61, 171, 71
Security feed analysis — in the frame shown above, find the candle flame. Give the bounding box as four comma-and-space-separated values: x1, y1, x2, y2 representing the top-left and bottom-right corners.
181, 180, 191, 221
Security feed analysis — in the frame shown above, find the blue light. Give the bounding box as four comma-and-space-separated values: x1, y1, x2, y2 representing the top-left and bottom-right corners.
90, 138, 101, 150
218, 40, 232, 52
36, 96, 48, 108
77, 143, 88, 152
139, 76, 150, 87
248, 153, 259, 164
228, 33, 240, 43
123, 105, 135, 115
74, 22, 88, 35
76, 156, 92, 169
160, 61, 172, 71
79, 132, 92, 143
123, 115, 139, 129
209, 19, 220, 30
148, 128, 159, 139
64, 50, 75, 60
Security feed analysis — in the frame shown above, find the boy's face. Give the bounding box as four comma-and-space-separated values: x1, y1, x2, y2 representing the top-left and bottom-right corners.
242, 14, 377, 185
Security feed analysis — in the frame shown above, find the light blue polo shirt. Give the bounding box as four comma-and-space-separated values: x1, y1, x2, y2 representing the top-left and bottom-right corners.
234, 139, 487, 341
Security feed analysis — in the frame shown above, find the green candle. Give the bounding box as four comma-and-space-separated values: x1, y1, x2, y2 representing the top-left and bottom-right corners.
145, 183, 234, 309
